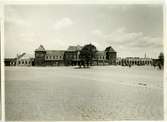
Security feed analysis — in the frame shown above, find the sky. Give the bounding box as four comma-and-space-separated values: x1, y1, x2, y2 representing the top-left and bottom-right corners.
4, 4, 163, 58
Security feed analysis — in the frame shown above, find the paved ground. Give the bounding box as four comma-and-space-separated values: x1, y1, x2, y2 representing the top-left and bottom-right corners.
5, 66, 163, 120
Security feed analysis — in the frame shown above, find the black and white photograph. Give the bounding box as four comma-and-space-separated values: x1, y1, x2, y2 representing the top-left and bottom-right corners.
4, 2, 164, 121
0, 18, 2, 121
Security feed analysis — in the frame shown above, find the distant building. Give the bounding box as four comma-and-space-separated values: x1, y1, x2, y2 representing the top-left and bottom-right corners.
35, 45, 65, 66
116, 57, 153, 66
4, 53, 34, 66
16, 53, 34, 66
5, 44, 158, 67
5, 44, 155, 67
34, 45, 117, 66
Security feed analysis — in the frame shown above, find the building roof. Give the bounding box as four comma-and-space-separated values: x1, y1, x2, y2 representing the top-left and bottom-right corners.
17, 53, 34, 60
67, 45, 83, 51
46, 50, 65, 56
105, 46, 116, 52
5, 58, 16, 62
35, 45, 45, 51
96, 51, 106, 56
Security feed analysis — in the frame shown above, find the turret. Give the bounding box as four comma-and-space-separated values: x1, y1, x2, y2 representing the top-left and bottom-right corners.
105, 46, 117, 65
34, 45, 46, 66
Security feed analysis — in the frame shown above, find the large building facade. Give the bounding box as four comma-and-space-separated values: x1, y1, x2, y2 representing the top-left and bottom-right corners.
5, 45, 155, 67
34, 45, 117, 66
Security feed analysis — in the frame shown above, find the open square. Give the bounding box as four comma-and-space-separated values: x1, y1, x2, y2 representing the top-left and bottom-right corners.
5, 66, 163, 120
4, 4, 164, 121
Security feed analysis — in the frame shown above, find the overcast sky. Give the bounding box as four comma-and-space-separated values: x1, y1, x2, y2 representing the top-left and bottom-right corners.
4, 4, 163, 58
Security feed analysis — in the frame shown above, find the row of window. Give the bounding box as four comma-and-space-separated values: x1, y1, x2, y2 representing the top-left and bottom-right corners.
45, 55, 106, 60
18, 60, 32, 65
117, 60, 152, 64
65, 55, 105, 59
98, 56, 105, 60
46, 55, 62, 60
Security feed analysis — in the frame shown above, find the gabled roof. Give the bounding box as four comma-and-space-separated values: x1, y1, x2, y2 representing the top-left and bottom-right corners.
35, 45, 45, 51
105, 46, 116, 52
46, 50, 65, 56
17, 53, 34, 60
67, 45, 83, 51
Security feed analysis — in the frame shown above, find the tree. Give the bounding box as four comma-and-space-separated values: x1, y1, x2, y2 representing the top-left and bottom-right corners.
158, 52, 164, 66
79, 44, 97, 67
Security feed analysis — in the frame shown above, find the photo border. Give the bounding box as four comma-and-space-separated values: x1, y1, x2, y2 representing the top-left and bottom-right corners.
1, 0, 166, 122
